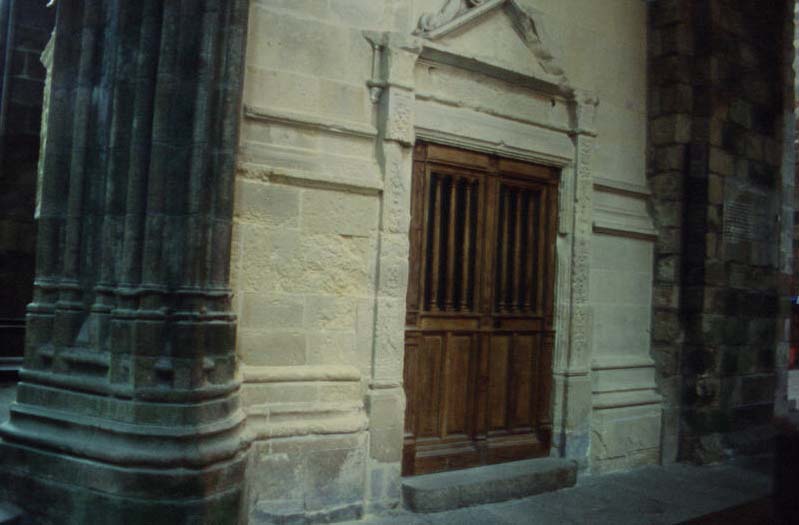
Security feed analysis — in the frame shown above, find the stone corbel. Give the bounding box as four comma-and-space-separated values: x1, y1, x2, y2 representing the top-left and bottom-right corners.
365, 33, 386, 104
571, 90, 600, 138
364, 32, 421, 146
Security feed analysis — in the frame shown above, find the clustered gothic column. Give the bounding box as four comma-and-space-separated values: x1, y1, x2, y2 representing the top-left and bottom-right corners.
0, 1, 251, 523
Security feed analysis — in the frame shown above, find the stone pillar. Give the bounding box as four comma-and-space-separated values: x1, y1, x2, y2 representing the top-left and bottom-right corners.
0, 1, 251, 523
648, 0, 791, 462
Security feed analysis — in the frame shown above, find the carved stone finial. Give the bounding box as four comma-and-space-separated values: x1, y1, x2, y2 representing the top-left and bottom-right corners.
416, 0, 478, 34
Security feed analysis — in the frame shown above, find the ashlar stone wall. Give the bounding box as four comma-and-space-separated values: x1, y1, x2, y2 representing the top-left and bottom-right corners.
235, 0, 657, 520
648, 0, 794, 462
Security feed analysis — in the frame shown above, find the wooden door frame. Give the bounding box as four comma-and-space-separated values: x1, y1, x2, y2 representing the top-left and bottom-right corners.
402, 142, 560, 475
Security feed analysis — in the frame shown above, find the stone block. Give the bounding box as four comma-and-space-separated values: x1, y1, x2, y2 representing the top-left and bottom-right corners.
656, 227, 681, 255
273, 233, 375, 296
655, 255, 678, 283
708, 174, 724, 205
317, 77, 372, 124
653, 311, 680, 343
242, 381, 319, 406
247, 9, 372, 82
306, 331, 356, 365
591, 405, 662, 461
354, 299, 376, 375
654, 145, 687, 172
304, 295, 357, 331
651, 0, 683, 28
243, 67, 321, 115
653, 284, 679, 309
238, 223, 279, 292
709, 148, 734, 177
235, 180, 301, 227
367, 389, 405, 463
250, 442, 306, 504
380, 148, 412, 235
304, 446, 365, 511
651, 200, 681, 228
372, 297, 406, 381
249, 434, 368, 521
658, 83, 693, 113
650, 171, 683, 201
377, 256, 409, 300
240, 292, 304, 330
318, 381, 363, 403
652, 343, 680, 377
367, 462, 401, 506
252, 0, 329, 19
328, 0, 387, 30
651, 115, 691, 145
237, 330, 306, 367
728, 100, 752, 129
402, 458, 577, 513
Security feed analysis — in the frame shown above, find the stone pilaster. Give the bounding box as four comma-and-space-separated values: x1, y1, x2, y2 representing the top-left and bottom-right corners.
363, 34, 420, 513
551, 92, 598, 467
0, 1, 251, 523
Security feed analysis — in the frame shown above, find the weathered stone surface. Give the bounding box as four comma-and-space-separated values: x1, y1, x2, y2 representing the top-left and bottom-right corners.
238, 330, 307, 367
301, 189, 379, 237
0, 1, 252, 522
236, 179, 301, 228
402, 458, 577, 513
367, 389, 405, 463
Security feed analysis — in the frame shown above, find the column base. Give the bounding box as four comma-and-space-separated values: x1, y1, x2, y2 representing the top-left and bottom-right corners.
0, 440, 248, 525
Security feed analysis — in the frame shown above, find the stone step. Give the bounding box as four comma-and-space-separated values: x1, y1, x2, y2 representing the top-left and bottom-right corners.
0, 502, 23, 525
401, 458, 577, 513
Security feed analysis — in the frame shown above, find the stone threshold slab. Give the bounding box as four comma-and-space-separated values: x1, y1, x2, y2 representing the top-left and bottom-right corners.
401, 458, 577, 513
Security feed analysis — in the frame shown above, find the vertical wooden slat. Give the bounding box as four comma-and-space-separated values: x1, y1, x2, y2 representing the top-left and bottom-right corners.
533, 192, 550, 314
525, 191, 537, 310
445, 177, 458, 310
461, 180, 473, 311
498, 187, 510, 312
512, 189, 523, 311
545, 185, 558, 325
430, 175, 443, 311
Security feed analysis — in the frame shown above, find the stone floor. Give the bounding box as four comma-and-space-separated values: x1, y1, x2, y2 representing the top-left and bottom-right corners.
345, 456, 772, 525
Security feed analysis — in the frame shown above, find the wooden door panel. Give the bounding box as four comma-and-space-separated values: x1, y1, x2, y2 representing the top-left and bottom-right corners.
487, 334, 510, 432
443, 334, 474, 436
510, 334, 535, 430
415, 335, 443, 438
404, 142, 557, 476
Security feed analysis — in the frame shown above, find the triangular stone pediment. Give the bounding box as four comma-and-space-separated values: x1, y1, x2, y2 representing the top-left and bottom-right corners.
414, 0, 569, 90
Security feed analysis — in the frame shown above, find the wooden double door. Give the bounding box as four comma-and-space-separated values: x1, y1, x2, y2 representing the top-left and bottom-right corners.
402, 142, 558, 476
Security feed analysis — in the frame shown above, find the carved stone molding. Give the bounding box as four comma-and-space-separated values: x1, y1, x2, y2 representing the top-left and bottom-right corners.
414, 0, 569, 89
416, 0, 489, 34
